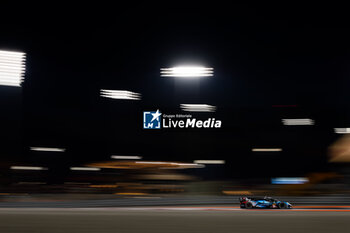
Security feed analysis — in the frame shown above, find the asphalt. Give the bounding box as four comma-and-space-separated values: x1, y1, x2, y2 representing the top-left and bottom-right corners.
0, 207, 349, 233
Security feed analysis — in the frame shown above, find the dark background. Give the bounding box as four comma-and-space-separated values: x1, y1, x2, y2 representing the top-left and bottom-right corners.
1, 5, 350, 181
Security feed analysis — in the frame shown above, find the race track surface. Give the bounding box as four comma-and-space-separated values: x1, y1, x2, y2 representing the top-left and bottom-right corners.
1, 206, 349, 233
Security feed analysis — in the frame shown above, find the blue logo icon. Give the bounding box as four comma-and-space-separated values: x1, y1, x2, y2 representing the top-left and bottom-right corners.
143, 110, 162, 129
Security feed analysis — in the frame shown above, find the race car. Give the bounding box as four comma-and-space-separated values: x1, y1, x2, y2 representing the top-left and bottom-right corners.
239, 196, 293, 209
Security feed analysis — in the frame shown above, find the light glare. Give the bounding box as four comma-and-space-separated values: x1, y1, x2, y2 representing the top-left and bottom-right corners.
193, 160, 225, 164
0, 50, 26, 87
160, 66, 213, 77
30, 147, 66, 152
70, 167, 101, 171
282, 119, 314, 125
100, 89, 141, 100
180, 104, 216, 112
10, 166, 47, 170
252, 148, 282, 152
334, 128, 350, 134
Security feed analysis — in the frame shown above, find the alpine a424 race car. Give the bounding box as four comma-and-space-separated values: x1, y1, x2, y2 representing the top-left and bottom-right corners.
239, 196, 293, 209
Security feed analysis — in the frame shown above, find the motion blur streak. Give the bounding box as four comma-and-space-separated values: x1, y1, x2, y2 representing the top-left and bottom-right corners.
252, 148, 282, 152
111, 155, 142, 160
100, 89, 141, 100
10, 166, 47, 170
180, 104, 216, 112
160, 66, 214, 77
135, 161, 169, 165
17, 182, 46, 184
70, 167, 101, 171
135, 161, 203, 168
193, 160, 225, 164
0, 50, 26, 87
282, 118, 315, 125
30, 147, 66, 152
271, 177, 309, 184
334, 128, 350, 134
329, 135, 350, 162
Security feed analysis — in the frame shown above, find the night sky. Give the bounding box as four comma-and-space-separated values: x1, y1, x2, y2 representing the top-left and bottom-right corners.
1, 5, 350, 179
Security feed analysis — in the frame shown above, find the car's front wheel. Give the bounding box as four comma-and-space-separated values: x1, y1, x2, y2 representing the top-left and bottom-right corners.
278, 203, 287, 209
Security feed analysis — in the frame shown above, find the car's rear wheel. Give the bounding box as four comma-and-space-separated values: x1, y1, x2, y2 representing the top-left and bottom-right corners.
245, 202, 253, 208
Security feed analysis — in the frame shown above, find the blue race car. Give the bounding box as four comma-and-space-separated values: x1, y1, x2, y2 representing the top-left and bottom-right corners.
239, 196, 292, 209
